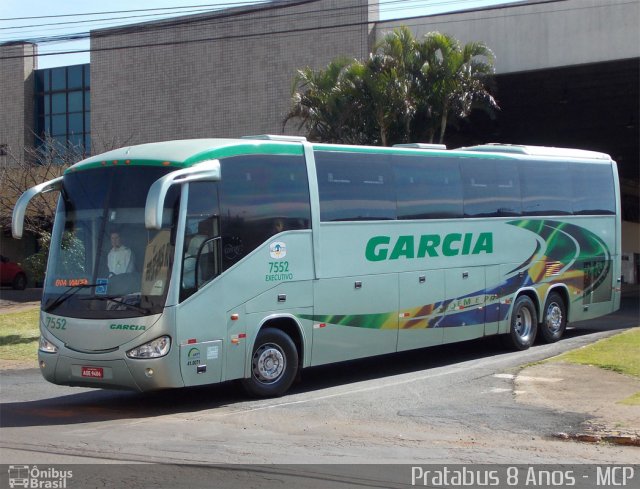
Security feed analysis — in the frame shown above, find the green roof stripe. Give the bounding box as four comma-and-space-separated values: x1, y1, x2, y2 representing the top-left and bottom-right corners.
64, 159, 181, 174
185, 142, 303, 164
311, 143, 510, 159
65, 140, 304, 174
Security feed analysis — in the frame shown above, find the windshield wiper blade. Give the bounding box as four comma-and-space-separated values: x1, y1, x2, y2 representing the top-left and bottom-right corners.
44, 283, 100, 313
89, 296, 150, 314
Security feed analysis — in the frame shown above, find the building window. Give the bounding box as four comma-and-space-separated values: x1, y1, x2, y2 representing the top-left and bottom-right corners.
34, 64, 90, 161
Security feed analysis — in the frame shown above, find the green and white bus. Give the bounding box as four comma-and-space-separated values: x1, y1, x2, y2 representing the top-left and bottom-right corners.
12, 136, 621, 397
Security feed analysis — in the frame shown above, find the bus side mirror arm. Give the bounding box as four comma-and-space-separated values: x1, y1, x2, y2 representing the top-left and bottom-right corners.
145, 159, 221, 230
12, 176, 63, 239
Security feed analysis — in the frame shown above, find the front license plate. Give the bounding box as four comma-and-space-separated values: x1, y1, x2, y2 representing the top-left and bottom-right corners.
81, 366, 104, 379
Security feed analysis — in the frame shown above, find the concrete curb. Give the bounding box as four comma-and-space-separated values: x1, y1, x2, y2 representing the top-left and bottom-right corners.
553, 432, 640, 446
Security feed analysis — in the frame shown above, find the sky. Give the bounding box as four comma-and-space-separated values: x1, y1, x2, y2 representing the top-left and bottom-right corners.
1, 0, 519, 69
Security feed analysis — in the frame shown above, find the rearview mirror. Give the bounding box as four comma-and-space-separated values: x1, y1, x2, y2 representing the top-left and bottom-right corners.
12, 176, 63, 239
145, 159, 221, 230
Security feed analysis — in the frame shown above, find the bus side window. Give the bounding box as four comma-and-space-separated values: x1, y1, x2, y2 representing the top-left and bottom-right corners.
393, 155, 463, 219
181, 182, 220, 301
218, 154, 311, 270
461, 159, 521, 217
521, 161, 572, 215
571, 163, 616, 215
315, 151, 396, 221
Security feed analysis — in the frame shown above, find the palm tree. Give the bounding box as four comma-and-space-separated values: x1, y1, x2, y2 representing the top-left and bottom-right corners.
419, 32, 498, 143
371, 26, 420, 145
283, 57, 369, 144
284, 28, 498, 146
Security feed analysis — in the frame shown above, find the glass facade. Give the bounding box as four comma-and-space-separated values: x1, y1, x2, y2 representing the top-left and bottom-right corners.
35, 64, 90, 158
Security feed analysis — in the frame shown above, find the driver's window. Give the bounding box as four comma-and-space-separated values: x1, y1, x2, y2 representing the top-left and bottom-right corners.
181, 182, 220, 301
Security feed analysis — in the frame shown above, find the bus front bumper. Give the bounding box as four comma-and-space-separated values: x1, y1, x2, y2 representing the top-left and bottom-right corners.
38, 351, 185, 392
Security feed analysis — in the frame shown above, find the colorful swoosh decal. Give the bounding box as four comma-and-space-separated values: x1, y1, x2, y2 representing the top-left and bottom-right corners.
299, 220, 613, 330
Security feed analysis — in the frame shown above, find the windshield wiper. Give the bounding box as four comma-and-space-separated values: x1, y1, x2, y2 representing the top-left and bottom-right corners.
88, 296, 150, 314
44, 283, 100, 313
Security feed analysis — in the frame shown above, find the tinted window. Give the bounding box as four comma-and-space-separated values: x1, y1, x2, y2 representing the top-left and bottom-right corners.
219, 154, 310, 269
181, 182, 221, 301
51, 67, 66, 91
393, 155, 463, 219
461, 160, 521, 217
51, 115, 66, 136
571, 163, 616, 215
35, 70, 46, 92
68, 91, 84, 112
67, 65, 83, 89
520, 161, 572, 215
315, 151, 396, 221
52, 93, 66, 114
68, 113, 83, 134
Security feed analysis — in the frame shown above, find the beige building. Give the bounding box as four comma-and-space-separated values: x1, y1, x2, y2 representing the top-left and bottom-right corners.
90, 0, 377, 144
0, 42, 37, 166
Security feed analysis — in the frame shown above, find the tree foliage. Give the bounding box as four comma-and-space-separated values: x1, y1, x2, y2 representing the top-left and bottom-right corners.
1, 133, 131, 237
0, 137, 83, 237
284, 27, 499, 146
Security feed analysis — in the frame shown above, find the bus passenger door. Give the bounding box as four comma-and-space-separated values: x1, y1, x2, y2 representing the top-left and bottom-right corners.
442, 267, 486, 343
310, 273, 398, 366
397, 270, 445, 351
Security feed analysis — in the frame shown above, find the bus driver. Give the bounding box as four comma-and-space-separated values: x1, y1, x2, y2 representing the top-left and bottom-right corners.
108, 230, 134, 276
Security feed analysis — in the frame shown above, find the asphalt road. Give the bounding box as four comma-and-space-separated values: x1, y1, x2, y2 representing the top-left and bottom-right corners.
0, 293, 638, 487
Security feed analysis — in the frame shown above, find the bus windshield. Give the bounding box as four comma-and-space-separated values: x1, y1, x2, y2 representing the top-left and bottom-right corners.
43, 166, 180, 319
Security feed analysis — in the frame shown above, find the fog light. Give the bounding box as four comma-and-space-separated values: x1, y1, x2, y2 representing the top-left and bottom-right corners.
145, 368, 154, 377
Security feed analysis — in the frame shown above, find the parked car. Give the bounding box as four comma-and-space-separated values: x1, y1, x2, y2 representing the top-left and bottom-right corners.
0, 255, 27, 290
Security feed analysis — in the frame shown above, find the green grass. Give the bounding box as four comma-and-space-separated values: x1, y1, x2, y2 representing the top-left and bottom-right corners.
619, 391, 640, 406
554, 328, 640, 406
0, 307, 40, 361
554, 328, 640, 377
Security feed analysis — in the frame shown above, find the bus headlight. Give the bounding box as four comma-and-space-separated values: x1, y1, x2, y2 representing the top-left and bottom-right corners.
126, 336, 171, 359
39, 336, 58, 353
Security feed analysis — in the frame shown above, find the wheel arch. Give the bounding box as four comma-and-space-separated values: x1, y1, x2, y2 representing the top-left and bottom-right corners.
542, 285, 571, 323
255, 314, 306, 370
513, 287, 541, 321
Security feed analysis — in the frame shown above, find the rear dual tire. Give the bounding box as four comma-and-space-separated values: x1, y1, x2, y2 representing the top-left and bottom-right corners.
504, 295, 538, 350
539, 292, 567, 344
504, 292, 568, 350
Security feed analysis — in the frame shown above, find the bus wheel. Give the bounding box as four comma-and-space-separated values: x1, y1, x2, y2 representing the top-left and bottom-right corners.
504, 295, 538, 350
540, 292, 566, 343
242, 328, 298, 398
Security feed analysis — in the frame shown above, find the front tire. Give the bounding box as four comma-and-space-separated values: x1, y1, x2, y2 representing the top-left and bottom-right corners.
503, 295, 538, 350
539, 292, 567, 343
242, 328, 298, 398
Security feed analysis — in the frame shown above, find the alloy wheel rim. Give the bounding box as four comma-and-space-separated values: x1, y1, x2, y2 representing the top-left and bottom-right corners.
252, 343, 285, 384
546, 302, 563, 333
515, 306, 533, 340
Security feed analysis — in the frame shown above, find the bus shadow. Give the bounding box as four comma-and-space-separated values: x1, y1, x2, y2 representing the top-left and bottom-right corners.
0, 321, 629, 429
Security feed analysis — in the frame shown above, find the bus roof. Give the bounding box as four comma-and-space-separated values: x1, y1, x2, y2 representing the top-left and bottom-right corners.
457, 143, 612, 161
65, 138, 305, 173
66, 137, 613, 174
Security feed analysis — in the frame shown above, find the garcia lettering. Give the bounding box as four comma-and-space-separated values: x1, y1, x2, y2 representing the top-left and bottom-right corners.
109, 324, 146, 331
366, 232, 493, 261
